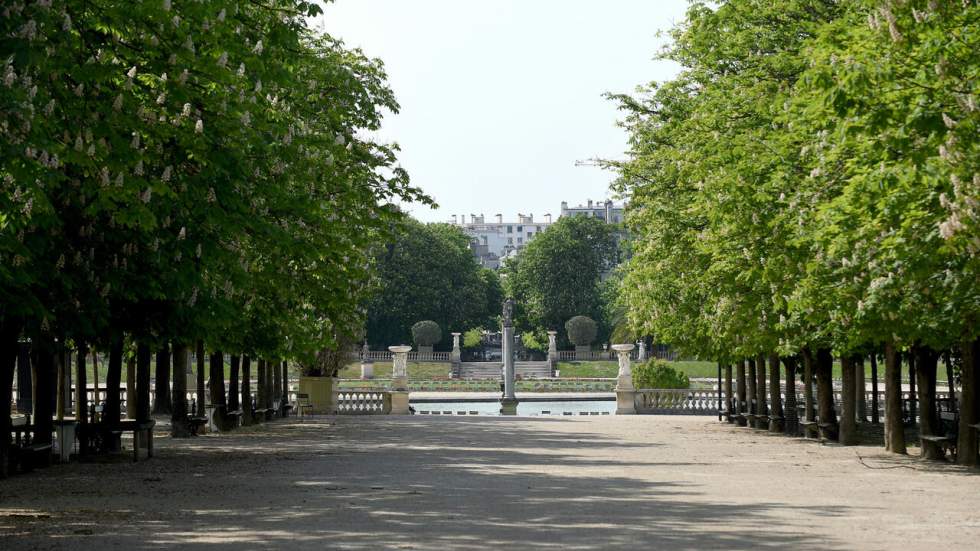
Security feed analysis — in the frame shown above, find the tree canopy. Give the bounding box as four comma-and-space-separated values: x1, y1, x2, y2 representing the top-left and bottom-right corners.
364, 220, 502, 348
503, 215, 617, 346
609, 0, 979, 363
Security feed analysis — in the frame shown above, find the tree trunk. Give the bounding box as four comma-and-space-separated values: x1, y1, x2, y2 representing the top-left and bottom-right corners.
957, 339, 979, 466
256, 359, 266, 422
125, 355, 136, 420
209, 349, 227, 430
943, 351, 955, 412
241, 355, 253, 425
281, 360, 289, 415
839, 355, 858, 445
783, 356, 799, 436
735, 360, 747, 426
90, 347, 99, 413
171, 343, 192, 438
870, 351, 880, 425
152, 343, 172, 415
815, 347, 837, 440
915, 346, 942, 460
883, 341, 906, 453
228, 355, 240, 412
16, 342, 32, 414
135, 343, 151, 423
802, 347, 815, 427
908, 352, 917, 423
0, 319, 20, 478
856, 355, 866, 423
266, 359, 275, 411
195, 340, 206, 417
104, 334, 123, 428
723, 363, 734, 423
768, 353, 783, 433
76, 343, 88, 426
31, 336, 56, 446
755, 353, 768, 429
746, 358, 758, 425
55, 345, 66, 421
273, 359, 282, 415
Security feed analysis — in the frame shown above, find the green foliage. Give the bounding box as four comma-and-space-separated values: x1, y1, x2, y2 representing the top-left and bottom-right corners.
462, 327, 485, 348
503, 215, 616, 345
631, 359, 690, 390
411, 320, 442, 347
0, 1, 431, 360
365, 220, 501, 347
520, 329, 548, 354
565, 316, 598, 347
607, 0, 980, 363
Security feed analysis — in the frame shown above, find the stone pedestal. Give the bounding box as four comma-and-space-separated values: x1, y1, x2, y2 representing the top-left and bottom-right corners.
298, 376, 337, 414
360, 361, 374, 380
389, 390, 411, 415
500, 397, 519, 416
54, 419, 77, 463
613, 344, 636, 415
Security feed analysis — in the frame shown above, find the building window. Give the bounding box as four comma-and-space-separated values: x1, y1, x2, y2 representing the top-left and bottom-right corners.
537, 226, 542, 231
482, 236, 488, 245
527, 232, 533, 238
517, 237, 523, 244
517, 225, 523, 232
507, 237, 513, 244
507, 225, 513, 233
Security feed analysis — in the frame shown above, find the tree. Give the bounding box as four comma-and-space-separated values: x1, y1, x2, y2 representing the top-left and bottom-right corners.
411, 320, 442, 348
565, 316, 598, 348
503, 215, 616, 345
365, 220, 501, 348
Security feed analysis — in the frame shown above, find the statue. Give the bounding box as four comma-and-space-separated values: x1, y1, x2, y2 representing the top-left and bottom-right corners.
502, 298, 514, 327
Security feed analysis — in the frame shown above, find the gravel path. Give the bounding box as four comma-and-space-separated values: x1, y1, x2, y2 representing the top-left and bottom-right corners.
1, 416, 978, 550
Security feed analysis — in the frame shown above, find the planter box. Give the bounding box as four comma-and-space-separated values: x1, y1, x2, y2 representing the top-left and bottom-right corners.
298, 376, 337, 414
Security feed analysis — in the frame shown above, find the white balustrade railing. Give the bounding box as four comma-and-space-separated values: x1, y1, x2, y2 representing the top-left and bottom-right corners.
335, 389, 391, 415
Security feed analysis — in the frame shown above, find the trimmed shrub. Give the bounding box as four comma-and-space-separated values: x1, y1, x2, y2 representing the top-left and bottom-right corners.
411, 320, 442, 347
632, 359, 690, 389
565, 316, 598, 347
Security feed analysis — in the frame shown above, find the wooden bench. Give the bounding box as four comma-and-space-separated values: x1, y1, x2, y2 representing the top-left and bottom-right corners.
13, 442, 53, 471
920, 411, 960, 460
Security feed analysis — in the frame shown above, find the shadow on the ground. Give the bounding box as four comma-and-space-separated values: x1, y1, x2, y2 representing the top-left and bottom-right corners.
2, 416, 855, 550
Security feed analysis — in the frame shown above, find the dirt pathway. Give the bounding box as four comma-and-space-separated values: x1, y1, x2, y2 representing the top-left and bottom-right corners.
1, 416, 978, 550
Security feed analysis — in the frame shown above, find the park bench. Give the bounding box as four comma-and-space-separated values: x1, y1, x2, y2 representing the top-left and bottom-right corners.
117, 419, 155, 462
225, 409, 244, 428
187, 415, 208, 436
9, 415, 53, 472
921, 411, 959, 460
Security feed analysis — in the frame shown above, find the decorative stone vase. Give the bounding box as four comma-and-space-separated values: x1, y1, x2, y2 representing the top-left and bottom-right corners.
298, 376, 337, 414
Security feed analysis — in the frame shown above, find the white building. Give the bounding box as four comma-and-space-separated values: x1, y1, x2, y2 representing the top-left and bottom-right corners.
559, 199, 625, 224
450, 213, 554, 269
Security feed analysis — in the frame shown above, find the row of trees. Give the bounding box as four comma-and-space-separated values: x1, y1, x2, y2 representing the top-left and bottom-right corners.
1, 0, 430, 474
610, 0, 979, 463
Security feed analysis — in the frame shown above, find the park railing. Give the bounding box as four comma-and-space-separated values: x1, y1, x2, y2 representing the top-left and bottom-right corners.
635, 389, 722, 415
334, 389, 392, 415
554, 349, 678, 362
349, 350, 451, 363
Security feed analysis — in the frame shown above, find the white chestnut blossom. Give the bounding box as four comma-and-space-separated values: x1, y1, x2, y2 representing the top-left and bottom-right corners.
195, 119, 203, 134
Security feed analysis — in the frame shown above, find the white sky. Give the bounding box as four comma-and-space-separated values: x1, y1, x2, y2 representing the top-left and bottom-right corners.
314, 0, 688, 223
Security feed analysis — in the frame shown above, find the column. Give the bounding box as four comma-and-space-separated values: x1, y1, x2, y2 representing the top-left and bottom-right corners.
613, 344, 636, 414
388, 345, 412, 414
500, 299, 518, 415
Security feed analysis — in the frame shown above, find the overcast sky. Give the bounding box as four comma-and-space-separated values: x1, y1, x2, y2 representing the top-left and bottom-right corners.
314, 0, 688, 223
